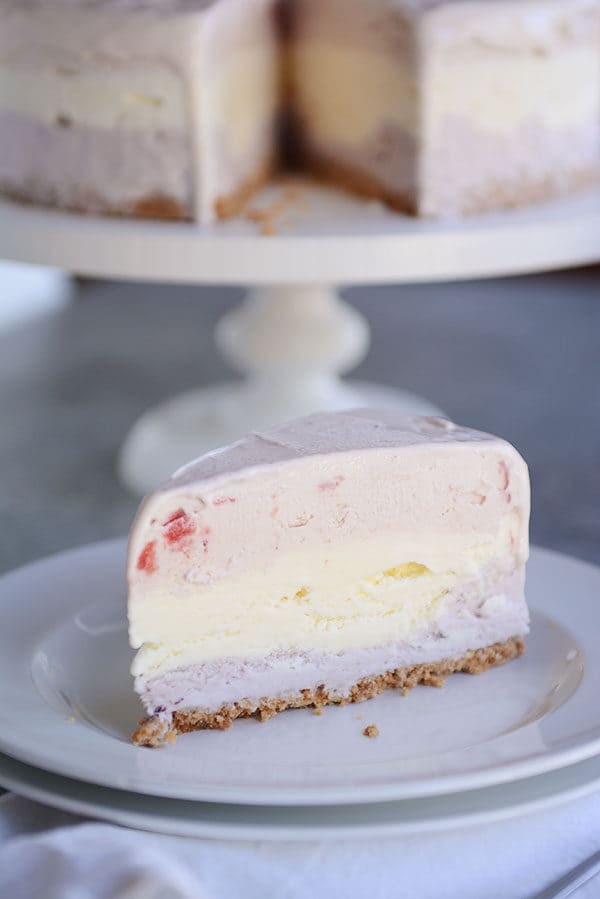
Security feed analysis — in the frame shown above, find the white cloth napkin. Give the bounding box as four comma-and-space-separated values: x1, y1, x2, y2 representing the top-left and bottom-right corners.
2, 791, 600, 899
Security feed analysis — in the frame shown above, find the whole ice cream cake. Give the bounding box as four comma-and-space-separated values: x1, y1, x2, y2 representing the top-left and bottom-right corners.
1, 0, 598, 222
128, 410, 530, 747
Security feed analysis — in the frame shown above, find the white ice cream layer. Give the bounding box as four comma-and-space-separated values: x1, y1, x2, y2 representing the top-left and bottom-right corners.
0, 64, 186, 130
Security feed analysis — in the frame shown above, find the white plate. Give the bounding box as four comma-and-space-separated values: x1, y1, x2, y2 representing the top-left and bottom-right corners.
1, 183, 600, 284
0, 540, 597, 806
2, 748, 600, 841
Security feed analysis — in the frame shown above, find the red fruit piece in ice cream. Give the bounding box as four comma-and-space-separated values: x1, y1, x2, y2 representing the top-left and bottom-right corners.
163, 508, 196, 545
137, 541, 157, 574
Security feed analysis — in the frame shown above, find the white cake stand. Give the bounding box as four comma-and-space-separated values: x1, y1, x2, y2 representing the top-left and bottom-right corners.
2, 182, 600, 494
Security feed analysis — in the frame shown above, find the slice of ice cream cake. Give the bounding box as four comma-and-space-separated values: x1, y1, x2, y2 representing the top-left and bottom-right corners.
128, 410, 529, 746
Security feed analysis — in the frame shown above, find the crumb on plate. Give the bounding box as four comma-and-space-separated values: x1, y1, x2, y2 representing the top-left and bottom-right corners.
363, 724, 379, 738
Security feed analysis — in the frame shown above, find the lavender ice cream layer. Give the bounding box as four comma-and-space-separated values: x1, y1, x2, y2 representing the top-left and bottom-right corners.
0, 112, 193, 216
421, 116, 600, 217
137, 565, 528, 717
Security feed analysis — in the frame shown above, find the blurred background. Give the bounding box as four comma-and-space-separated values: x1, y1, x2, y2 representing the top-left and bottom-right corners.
1, 261, 598, 575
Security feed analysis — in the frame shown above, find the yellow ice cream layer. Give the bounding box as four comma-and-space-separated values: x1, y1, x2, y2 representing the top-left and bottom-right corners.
131, 553, 499, 679
0, 63, 187, 130
290, 44, 417, 144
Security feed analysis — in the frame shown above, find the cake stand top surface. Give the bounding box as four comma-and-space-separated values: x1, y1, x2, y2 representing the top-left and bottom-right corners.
1, 181, 600, 285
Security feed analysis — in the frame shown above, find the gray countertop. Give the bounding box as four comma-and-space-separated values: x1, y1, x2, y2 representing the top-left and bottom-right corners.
1, 266, 598, 574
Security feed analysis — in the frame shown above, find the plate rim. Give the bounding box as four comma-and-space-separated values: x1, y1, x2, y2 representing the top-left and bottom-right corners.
1, 538, 600, 806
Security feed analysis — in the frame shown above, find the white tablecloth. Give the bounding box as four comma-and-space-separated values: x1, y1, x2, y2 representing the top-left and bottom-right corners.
2, 791, 600, 898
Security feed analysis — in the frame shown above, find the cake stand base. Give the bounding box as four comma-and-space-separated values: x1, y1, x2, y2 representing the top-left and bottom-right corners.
117, 284, 443, 494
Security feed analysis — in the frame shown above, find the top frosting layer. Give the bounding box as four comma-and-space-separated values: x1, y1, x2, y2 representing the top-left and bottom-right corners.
168, 410, 504, 491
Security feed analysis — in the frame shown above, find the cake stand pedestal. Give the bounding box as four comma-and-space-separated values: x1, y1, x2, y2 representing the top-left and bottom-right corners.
119, 284, 440, 492
1, 181, 600, 494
